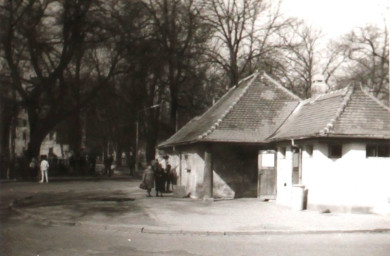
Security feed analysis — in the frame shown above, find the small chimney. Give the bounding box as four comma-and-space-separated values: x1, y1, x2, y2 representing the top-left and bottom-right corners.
311, 74, 329, 98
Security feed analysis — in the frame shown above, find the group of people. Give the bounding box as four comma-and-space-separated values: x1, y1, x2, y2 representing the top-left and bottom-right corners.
29, 155, 50, 183
141, 159, 177, 197
28, 154, 177, 192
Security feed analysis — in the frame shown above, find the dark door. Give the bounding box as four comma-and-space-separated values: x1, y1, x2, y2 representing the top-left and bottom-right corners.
258, 150, 277, 200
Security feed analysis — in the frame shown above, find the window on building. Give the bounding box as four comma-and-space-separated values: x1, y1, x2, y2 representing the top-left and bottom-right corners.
328, 144, 342, 158
366, 144, 390, 157
305, 145, 313, 157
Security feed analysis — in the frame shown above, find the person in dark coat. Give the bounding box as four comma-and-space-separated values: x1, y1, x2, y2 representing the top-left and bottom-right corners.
104, 154, 113, 176
152, 160, 164, 197
29, 157, 38, 181
165, 164, 172, 192
142, 165, 155, 197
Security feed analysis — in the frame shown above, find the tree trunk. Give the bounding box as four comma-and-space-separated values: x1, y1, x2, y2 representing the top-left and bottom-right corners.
68, 112, 82, 154
116, 144, 123, 167
169, 79, 179, 134
145, 109, 160, 163
27, 130, 47, 159
1, 108, 13, 179
26, 108, 55, 159
145, 133, 157, 164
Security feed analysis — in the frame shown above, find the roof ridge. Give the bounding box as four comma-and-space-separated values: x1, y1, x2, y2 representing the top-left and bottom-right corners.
311, 87, 349, 102
237, 72, 258, 85
197, 72, 260, 140
359, 85, 390, 112
319, 85, 354, 135
262, 72, 302, 101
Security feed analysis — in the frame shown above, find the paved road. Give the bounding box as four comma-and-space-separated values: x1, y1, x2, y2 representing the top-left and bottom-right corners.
2, 213, 389, 256
1, 179, 390, 255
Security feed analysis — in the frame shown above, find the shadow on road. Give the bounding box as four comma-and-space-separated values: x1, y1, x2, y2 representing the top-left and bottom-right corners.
11, 191, 145, 219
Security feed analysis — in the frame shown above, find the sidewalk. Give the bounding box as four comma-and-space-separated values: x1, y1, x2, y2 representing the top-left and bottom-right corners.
101, 195, 390, 235
3, 179, 390, 235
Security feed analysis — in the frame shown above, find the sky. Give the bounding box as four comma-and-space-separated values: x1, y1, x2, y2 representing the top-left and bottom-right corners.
281, 0, 389, 39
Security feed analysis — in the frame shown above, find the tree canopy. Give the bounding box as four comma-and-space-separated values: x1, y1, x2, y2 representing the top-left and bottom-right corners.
1, 0, 388, 170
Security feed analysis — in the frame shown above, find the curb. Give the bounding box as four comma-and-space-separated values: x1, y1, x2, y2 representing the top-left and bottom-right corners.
137, 227, 390, 236
73, 221, 390, 236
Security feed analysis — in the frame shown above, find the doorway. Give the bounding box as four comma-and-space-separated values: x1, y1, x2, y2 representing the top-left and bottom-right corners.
258, 150, 277, 200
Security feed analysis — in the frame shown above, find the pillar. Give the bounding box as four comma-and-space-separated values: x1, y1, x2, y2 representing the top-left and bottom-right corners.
203, 148, 213, 199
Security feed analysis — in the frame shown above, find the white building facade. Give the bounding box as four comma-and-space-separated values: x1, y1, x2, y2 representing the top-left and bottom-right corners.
159, 72, 390, 214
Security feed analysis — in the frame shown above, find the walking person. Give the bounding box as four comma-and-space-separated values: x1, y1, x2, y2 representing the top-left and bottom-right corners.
39, 155, 49, 183
152, 160, 164, 197
128, 148, 135, 176
165, 164, 172, 193
104, 154, 113, 176
142, 165, 155, 197
29, 157, 38, 181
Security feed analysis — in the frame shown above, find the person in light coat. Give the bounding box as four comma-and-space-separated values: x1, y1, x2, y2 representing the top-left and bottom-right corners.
142, 165, 155, 197
39, 155, 49, 183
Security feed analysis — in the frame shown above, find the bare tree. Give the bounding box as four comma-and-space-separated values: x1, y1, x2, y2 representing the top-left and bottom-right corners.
0, 0, 121, 158
277, 20, 324, 98
336, 23, 389, 103
321, 40, 348, 85
146, 0, 208, 138
203, 0, 289, 87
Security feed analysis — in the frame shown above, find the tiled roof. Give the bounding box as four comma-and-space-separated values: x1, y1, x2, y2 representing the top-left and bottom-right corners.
159, 72, 390, 148
159, 72, 301, 147
330, 86, 390, 138
270, 85, 390, 140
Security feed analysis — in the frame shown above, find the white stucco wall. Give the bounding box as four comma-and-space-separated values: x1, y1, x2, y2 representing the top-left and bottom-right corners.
163, 150, 205, 199
183, 152, 204, 199
276, 144, 294, 206
165, 148, 236, 199
276, 141, 390, 211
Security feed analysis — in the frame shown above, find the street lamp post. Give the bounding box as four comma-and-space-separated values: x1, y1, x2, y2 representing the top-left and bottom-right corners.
135, 104, 160, 176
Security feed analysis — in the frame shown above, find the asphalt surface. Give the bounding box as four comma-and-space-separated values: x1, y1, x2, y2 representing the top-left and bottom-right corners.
1, 176, 390, 256
2, 176, 390, 235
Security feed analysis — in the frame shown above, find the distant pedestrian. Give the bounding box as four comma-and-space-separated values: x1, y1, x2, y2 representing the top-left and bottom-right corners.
170, 166, 178, 190
142, 165, 155, 197
29, 157, 38, 181
39, 155, 49, 183
165, 164, 172, 192
104, 154, 113, 176
152, 160, 164, 197
128, 148, 135, 176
